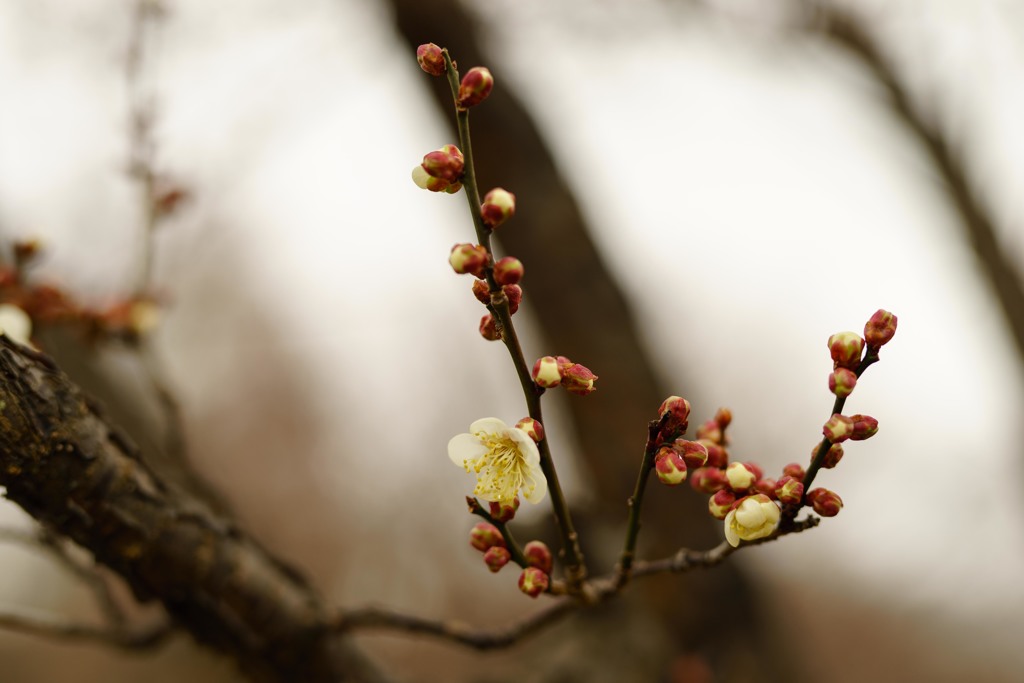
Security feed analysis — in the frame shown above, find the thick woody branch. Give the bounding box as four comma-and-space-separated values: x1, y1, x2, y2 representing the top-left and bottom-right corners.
0, 337, 377, 683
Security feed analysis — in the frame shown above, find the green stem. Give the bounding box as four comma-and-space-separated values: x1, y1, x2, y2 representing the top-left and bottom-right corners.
441, 50, 587, 587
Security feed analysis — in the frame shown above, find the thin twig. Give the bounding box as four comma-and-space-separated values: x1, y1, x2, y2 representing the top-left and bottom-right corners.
336, 516, 820, 650
334, 601, 576, 651
440, 49, 588, 588
0, 609, 172, 650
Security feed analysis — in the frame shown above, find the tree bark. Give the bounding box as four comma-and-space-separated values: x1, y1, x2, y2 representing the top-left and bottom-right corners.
0, 338, 378, 683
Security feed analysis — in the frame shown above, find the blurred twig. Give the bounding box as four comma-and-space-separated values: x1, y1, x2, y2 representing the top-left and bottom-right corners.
809, 2, 1024, 361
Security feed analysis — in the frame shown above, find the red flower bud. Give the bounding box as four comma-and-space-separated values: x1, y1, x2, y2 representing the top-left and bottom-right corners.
864, 309, 897, 347
849, 414, 879, 441
821, 443, 844, 468
421, 145, 464, 182
828, 367, 858, 398
822, 414, 854, 443
470, 522, 505, 552
754, 478, 777, 499
493, 256, 524, 285
562, 363, 598, 396
478, 314, 500, 341
483, 546, 511, 572
523, 540, 553, 574
714, 407, 733, 429
674, 439, 709, 469
690, 466, 727, 494
416, 43, 446, 76
457, 66, 494, 109
774, 476, 804, 505
489, 497, 519, 523
782, 462, 806, 480
655, 447, 688, 486
700, 440, 728, 469
695, 419, 723, 444
471, 279, 490, 305
807, 488, 843, 517
515, 418, 545, 443
828, 331, 864, 370
532, 356, 562, 388
658, 396, 691, 434
480, 188, 516, 228
708, 489, 737, 520
518, 567, 549, 598
502, 284, 522, 314
449, 243, 488, 277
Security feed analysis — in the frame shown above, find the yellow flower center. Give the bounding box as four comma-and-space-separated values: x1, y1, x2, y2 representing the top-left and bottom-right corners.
465, 432, 536, 504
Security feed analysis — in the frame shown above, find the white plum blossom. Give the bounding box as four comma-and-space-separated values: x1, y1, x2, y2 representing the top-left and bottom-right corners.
448, 418, 546, 505
724, 494, 781, 547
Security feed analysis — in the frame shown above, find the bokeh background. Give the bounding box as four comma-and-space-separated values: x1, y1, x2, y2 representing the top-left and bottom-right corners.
1, 0, 1023, 681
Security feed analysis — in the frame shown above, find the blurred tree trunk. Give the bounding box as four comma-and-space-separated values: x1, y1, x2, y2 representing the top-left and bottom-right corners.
386, 2, 793, 680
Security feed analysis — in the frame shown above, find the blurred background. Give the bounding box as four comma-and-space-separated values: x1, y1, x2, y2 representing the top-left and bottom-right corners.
1, 0, 1023, 681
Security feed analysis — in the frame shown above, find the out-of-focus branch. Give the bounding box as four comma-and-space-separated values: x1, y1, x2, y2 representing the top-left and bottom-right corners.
0, 337, 383, 683
0, 609, 172, 650
811, 3, 1024, 361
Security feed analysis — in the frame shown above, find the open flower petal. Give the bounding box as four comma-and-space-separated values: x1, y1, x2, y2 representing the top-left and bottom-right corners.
448, 418, 547, 505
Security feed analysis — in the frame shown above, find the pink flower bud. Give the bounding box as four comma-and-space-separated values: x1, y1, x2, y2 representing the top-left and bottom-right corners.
449, 243, 488, 277
822, 443, 844, 469
515, 418, 545, 443
421, 146, 464, 182
523, 540, 553, 574
774, 476, 804, 505
489, 497, 520, 523
674, 439, 709, 469
714, 407, 733, 429
562, 363, 598, 396
411, 165, 452, 192
470, 522, 505, 552
754, 478, 777, 499
828, 331, 865, 370
518, 566, 549, 598
864, 309, 897, 348
483, 546, 511, 572
849, 414, 879, 441
658, 396, 691, 434
782, 462, 806, 480
479, 314, 500, 341
480, 188, 516, 228
443, 181, 463, 195
502, 284, 522, 314
532, 356, 562, 388
457, 66, 494, 109
471, 279, 491, 305
493, 256, 524, 285
695, 419, 723, 444
416, 43, 446, 76
828, 367, 858, 398
690, 466, 727, 494
708, 489, 737, 520
655, 447, 688, 486
725, 462, 757, 493
807, 488, 843, 517
700, 440, 728, 469
744, 462, 764, 481
822, 414, 854, 443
